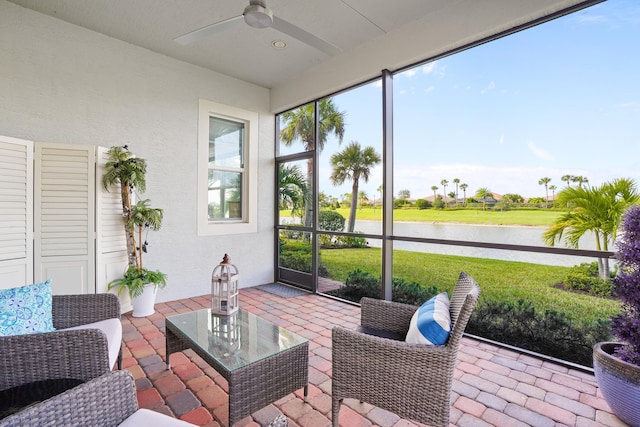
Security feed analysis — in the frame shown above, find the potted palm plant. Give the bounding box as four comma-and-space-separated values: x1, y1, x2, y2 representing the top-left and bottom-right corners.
102, 146, 167, 317
593, 204, 640, 427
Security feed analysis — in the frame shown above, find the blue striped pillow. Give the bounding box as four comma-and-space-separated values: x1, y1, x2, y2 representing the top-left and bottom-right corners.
405, 292, 451, 345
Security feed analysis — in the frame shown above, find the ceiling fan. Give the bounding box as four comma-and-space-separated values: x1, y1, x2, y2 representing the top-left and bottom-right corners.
174, 0, 342, 56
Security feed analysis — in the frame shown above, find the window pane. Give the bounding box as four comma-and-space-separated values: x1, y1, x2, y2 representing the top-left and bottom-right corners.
318, 237, 382, 299
393, 1, 639, 251
278, 159, 311, 226
209, 116, 244, 168
277, 102, 316, 156
278, 230, 312, 274
318, 83, 383, 235
208, 171, 242, 220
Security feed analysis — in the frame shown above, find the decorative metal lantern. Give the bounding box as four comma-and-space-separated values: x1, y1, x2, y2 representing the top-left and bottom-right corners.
211, 254, 239, 315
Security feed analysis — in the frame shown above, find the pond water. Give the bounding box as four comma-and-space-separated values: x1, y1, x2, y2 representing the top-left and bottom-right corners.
354, 220, 600, 267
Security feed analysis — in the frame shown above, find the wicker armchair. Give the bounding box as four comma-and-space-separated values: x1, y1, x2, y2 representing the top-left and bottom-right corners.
331, 272, 480, 427
0, 370, 194, 427
0, 294, 122, 392
0, 370, 289, 427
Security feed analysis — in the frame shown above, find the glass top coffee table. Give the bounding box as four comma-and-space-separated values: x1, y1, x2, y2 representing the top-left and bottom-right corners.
165, 308, 308, 426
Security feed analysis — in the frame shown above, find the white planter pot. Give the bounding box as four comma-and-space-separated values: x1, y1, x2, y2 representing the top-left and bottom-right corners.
131, 284, 158, 317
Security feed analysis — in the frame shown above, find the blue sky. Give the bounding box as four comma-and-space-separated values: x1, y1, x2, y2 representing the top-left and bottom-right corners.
317, 0, 640, 201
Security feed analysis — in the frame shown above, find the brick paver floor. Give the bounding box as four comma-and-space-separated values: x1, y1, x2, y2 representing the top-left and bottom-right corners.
120, 286, 628, 427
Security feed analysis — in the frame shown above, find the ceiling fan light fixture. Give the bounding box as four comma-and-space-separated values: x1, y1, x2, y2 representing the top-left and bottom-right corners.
243, 4, 273, 29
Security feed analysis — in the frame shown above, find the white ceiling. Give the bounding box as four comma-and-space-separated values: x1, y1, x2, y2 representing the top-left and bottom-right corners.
3, 0, 503, 89
8, 0, 595, 95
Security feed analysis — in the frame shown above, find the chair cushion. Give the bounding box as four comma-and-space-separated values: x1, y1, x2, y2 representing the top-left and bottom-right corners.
405, 292, 451, 345
0, 280, 55, 337
119, 408, 194, 426
356, 326, 405, 341
61, 318, 122, 369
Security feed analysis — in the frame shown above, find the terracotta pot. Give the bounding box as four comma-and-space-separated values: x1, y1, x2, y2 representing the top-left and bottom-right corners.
593, 342, 640, 427
131, 283, 158, 317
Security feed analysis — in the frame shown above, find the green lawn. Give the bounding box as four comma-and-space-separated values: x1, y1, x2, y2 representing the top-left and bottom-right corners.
283, 207, 562, 226
319, 247, 620, 324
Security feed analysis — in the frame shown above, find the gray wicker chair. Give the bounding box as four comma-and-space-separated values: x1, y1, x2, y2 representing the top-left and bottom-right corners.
0, 293, 122, 392
0, 370, 193, 427
331, 272, 480, 427
0, 370, 290, 427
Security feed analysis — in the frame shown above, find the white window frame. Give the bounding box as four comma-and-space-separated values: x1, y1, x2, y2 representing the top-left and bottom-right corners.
198, 99, 258, 236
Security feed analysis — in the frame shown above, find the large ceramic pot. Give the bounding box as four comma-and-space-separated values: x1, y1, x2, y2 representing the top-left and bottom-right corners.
593, 342, 640, 427
131, 283, 158, 317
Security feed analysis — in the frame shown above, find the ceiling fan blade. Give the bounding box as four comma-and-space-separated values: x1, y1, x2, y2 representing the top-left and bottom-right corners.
272, 16, 342, 56
174, 15, 244, 45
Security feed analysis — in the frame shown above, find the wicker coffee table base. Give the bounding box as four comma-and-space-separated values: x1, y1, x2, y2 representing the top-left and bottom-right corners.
166, 322, 308, 426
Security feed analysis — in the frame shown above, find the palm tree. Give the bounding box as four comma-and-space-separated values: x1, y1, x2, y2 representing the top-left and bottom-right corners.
561, 174, 573, 188
280, 99, 346, 226
573, 176, 589, 188
377, 184, 383, 208
431, 185, 438, 201
440, 179, 449, 204
128, 199, 163, 271
543, 178, 640, 278
453, 178, 460, 205
102, 146, 148, 267
475, 187, 493, 210
460, 183, 468, 205
549, 185, 557, 205
330, 141, 381, 232
358, 191, 369, 209
538, 177, 552, 208
278, 163, 309, 219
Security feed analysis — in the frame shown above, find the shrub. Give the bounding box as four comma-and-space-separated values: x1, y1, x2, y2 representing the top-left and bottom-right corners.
319, 210, 345, 232
334, 234, 367, 248
563, 262, 613, 297
326, 269, 437, 306
467, 300, 611, 367
433, 196, 445, 209
279, 238, 330, 276
415, 199, 431, 210
394, 199, 411, 208
278, 241, 312, 273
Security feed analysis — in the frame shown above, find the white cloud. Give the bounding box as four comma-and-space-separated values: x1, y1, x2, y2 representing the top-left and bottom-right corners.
424, 86, 435, 94
422, 62, 436, 74
499, 134, 505, 145
528, 141, 554, 161
403, 69, 417, 78
481, 81, 496, 94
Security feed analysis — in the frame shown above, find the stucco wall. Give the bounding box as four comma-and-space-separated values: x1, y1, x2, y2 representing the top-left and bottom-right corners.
0, 0, 275, 302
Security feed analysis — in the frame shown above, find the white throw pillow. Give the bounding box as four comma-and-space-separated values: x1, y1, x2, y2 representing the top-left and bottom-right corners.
405, 292, 451, 345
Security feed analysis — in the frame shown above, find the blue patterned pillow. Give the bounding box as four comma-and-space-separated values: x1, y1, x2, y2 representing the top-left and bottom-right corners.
0, 280, 55, 336
405, 292, 451, 345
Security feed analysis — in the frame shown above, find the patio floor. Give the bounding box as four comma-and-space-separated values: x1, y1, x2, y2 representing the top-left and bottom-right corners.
120, 285, 628, 427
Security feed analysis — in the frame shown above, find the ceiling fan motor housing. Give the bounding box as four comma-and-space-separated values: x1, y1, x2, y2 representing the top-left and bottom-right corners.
244, 2, 273, 29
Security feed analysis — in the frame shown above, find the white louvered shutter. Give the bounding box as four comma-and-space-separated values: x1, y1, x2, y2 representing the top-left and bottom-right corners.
0, 136, 33, 288
34, 143, 95, 295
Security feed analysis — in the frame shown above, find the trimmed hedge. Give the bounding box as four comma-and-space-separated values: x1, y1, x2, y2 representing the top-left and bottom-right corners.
563, 262, 613, 297
467, 300, 611, 367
